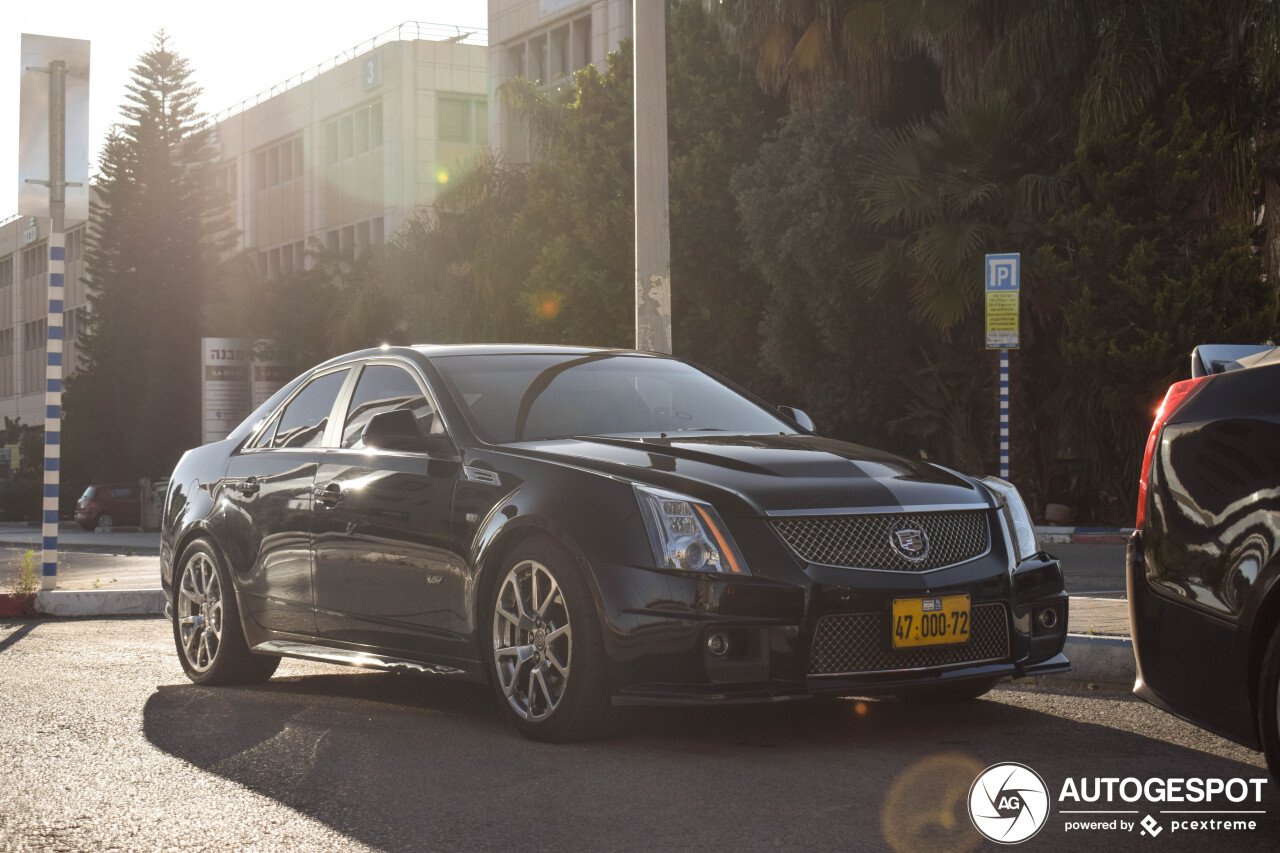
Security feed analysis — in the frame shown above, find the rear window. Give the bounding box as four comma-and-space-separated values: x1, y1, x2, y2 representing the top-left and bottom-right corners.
81, 486, 96, 499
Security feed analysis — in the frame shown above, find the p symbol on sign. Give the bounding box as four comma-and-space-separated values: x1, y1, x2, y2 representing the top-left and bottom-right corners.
985, 254, 1020, 292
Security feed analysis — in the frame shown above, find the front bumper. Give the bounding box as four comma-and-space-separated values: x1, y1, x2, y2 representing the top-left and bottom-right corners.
589, 551, 1070, 706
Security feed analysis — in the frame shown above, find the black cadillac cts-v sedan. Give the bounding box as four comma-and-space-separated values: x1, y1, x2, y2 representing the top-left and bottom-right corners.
162, 345, 1069, 741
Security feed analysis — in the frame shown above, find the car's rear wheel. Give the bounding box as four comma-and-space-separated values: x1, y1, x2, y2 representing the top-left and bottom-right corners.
173, 539, 279, 686
487, 537, 611, 742
1258, 623, 1280, 783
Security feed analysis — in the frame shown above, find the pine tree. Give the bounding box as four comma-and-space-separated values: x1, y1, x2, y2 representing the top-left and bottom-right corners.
63, 32, 231, 490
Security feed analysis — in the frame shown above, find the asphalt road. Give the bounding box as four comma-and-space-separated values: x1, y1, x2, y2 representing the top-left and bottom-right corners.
0, 617, 1272, 852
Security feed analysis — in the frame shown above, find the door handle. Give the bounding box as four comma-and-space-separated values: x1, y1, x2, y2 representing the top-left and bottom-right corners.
231, 477, 259, 497
314, 482, 344, 508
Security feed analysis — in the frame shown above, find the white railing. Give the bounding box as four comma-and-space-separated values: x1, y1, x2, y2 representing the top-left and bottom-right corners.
211, 21, 487, 124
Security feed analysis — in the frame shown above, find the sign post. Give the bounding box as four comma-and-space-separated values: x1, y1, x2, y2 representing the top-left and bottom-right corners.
985, 253, 1020, 480
20, 34, 90, 590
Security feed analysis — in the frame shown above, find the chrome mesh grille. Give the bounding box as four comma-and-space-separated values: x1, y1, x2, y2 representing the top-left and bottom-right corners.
772, 510, 991, 572
808, 603, 1010, 675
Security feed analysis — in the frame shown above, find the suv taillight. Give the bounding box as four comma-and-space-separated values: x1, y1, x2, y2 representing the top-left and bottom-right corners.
1136, 376, 1212, 529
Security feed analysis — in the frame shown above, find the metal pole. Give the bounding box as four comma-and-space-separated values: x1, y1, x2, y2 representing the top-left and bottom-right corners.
633, 1, 671, 353
41, 59, 66, 591
999, 349, 1010, 480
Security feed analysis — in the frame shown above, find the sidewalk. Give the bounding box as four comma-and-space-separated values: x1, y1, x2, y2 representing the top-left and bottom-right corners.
0, 522, 159, 555
1067, 596, 1129, 637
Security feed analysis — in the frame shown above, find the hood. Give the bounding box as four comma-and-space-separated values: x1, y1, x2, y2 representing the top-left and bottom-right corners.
501, 433, 993, 516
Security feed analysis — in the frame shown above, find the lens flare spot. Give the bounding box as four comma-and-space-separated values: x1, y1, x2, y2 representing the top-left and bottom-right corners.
437, 170, 450, 184
881, 753, 984, 853
855, 701, 868, 715
532, 290, 563, 321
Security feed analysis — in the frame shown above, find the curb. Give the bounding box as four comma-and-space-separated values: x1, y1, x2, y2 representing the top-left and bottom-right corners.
1054, 633, 1136, 687
1036, 526, 1134, 546
0, 540, 160, 556
35, 589, 165, 617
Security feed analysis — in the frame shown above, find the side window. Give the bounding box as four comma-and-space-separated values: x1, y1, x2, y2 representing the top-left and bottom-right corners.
250, 412, 281, 449
342, 364, 438, 449
273, 370, 349, 449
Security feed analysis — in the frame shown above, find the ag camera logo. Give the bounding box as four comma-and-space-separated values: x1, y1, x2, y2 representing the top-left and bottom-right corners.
969, 762, 1051, 844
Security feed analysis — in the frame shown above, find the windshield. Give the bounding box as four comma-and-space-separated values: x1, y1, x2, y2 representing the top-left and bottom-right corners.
431, 354, 796, 444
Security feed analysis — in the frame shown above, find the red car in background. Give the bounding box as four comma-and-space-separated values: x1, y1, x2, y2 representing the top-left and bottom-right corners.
75, 483, 141, 530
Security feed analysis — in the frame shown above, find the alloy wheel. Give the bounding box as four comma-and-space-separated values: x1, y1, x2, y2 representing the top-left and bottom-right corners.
178, 551, 223, 673
493, 559, 572, 721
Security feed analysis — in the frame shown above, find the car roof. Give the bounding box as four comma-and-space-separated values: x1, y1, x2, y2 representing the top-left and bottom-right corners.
411, 344, 659, 358
308, 344, 671, 377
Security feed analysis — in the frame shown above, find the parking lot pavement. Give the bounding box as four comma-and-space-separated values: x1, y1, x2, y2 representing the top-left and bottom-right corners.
0, 617, 1273, 853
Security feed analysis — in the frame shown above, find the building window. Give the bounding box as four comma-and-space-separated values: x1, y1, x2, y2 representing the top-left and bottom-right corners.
514, 16, 596, 88
323, 102, 382, 166
572, 15, 592, 69
324, 216, 384, 259
0, 328, 12, 357
21, 244, 47, 279
253, 135, 304, 192
0, 257, 11, 290
215, 162, 238, 200
439, 97, 487, 145
23, 319, 46, 352
66, 228, 84, 263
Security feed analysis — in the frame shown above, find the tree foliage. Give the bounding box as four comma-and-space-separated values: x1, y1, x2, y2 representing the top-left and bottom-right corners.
64, 33, 232, 494
722, 0, 1280, 519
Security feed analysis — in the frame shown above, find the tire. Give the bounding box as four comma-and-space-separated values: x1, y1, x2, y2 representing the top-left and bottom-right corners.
895, 677, 1000, 703
172, 538, 279, 686
485, 536, 612, 742
1258, 623, 1280, 784
96, 513, 114, 530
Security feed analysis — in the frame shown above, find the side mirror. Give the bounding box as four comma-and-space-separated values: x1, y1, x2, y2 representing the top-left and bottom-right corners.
362, 410, 451, 454
777, 406, 816, 433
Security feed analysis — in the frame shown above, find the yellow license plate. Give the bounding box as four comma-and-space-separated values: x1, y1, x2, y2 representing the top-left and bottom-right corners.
892, 595, 971, 649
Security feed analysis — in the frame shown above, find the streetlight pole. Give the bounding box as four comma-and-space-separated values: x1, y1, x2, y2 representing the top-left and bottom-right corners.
25, 60, 71, 591
633, 0, 672, 354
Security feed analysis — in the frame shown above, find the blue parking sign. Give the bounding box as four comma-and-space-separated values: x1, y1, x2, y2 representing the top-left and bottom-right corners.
986, 253, 1020, 291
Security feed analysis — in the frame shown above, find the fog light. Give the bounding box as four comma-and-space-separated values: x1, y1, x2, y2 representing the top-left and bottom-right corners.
707, 632, 730, 656
1037, 607, 1058, 630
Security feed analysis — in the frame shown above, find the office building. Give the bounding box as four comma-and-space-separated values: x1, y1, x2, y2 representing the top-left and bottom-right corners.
0, 22, 488, 432
213, 21, 489, 274
489, 0, 632, 162
0, 214, 88, 429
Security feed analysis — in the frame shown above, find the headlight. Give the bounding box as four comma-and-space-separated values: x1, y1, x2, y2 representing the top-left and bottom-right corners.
633, 484, 749, 574
983, 476, 1040, 564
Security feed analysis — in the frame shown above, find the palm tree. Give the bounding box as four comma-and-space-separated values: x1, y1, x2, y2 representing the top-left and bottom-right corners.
710, 0, 1005, 112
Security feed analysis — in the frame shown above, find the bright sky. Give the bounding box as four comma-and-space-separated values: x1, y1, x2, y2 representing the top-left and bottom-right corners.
3, 1, 490, 217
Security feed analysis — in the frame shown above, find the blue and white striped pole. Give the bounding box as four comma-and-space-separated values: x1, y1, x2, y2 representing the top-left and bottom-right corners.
42, 231, 64, 590
999, 349, 1010, 480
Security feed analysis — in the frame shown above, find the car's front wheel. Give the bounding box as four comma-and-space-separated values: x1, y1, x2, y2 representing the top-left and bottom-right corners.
173, 539, 279, 686
1258, 623, 1280, 783
487, 537, 611, 742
